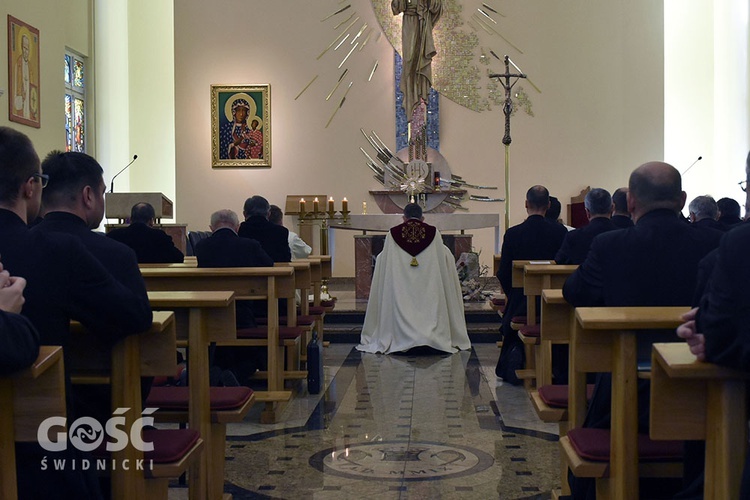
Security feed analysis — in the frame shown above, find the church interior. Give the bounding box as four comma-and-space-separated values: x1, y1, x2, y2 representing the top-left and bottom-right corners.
2, 0, 749, 498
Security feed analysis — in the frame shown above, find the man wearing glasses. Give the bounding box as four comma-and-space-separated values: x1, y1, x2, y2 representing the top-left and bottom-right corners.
0, 126, 152, 499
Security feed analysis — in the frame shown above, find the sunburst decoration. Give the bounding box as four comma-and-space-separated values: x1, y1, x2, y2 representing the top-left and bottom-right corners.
298, 0, 538, 128
370, 0, 539, 114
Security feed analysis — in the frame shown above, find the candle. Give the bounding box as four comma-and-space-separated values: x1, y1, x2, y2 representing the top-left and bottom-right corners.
313, 197, 320, 213
342, 197, 348, 212
299, 198, 306, 213
362, 201, 367, 214
328, 197, 335, 212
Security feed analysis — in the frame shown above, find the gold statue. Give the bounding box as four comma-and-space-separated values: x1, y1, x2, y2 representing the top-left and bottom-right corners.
392, 0, 442, 123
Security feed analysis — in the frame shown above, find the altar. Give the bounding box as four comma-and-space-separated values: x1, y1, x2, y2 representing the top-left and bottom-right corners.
327, 214, 501, 299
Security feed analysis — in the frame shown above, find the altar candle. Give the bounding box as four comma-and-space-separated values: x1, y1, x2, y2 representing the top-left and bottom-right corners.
342, 197, 348, 212
299, 198, 306, 213
313, 197, 320, 212
328, 197, 335, 212
362, 201, 367, 214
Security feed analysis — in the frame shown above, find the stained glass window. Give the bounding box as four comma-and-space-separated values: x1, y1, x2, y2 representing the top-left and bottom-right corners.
73, 59, 84, 88
64, 50, 87, 153
64, 54, 71, 85
74, 98, 85, 152
65, 94, 73, 152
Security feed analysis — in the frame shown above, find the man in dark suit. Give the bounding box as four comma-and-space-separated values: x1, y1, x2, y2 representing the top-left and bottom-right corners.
555, 188, 617, 265
610, 187, 634, 228
688, 194, 725, 232
107, 202, 184, 263
0, 260, 39, 375
677, 223, 750, 498
716, 196, 743, 229
238, 195, 291, 262
195, 208, 273, 299
195, 209, 273, 384
564, 161, 720, 499
495, 185, 568, 384
0, 126, 153, 499
33, 151, 153, 427
34, 151, 150, 302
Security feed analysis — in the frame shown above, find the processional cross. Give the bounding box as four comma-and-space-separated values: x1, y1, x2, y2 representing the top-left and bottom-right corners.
490, 56, 529, 231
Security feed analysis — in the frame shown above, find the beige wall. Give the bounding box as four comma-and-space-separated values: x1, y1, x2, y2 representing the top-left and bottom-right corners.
1, 0, 91, 153
174, 0, 664, 275
0, 0, 666, 276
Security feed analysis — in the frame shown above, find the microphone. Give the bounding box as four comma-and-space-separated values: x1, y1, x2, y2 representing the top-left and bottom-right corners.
681, 155, 702, 176
110, 155, 138, 193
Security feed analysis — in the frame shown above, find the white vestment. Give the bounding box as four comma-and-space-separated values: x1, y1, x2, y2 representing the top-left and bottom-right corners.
357, 228, 471, 354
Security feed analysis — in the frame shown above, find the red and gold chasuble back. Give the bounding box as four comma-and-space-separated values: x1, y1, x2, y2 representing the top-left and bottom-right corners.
390, 219, 437, 263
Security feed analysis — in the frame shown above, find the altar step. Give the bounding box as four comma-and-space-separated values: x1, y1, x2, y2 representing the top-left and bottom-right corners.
323, 310, 501, 344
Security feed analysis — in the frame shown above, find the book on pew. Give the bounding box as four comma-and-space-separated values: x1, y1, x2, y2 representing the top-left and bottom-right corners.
307, 331, 323, 394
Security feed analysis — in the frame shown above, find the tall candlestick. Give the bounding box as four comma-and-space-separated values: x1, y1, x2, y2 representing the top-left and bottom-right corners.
328, 197, 335, 212
299, 198, 306, 213
313, 197, 320, 213
342, 197, 348, 212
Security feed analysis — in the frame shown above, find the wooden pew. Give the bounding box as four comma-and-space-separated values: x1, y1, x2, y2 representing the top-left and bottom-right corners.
147, 290, 252, 500
512, 262, 571, 388
140, 266, 296, 423
69, 312, 204, 500
0, 346, 66, 500
272, 261, 315, 368
299, 257, 325, 349
307, 254, 333, 346
562, 306, 689, 499
650, 342, 749, 500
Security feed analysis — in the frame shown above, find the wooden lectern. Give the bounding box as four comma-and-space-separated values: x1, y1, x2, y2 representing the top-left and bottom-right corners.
105, 192, 187, 254
106, 192, 174, 221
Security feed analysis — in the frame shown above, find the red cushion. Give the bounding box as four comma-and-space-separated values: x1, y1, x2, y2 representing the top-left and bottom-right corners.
567, 428, 683, 462
145, 386, 253, 411
510, 315, 527, 324
320, 299, 336, 309
519, 324, 541, 337
144, 429, 200, 464
256, 315, 316, 326
538, 384, 595, 408
307, 306, 326, 316
237, 326, 305, 341
491, 297, 506, 306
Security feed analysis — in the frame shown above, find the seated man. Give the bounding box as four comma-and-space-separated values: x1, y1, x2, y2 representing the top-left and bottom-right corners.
195, 209, 273, 384
0, 259, 39, 375
555, 188, 617, 265
610, 187, 634, 228
238, 195, 291, 262
677, 222, 750, 497
563, 161, 721, 499
716, 196, 742, 229
496, 185, 568, 384
357, 203, 470, 354
107, 202, 184, 263
269, 204, 311, 260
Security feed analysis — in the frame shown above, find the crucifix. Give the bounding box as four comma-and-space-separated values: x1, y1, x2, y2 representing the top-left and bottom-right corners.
490, 56, 529, 232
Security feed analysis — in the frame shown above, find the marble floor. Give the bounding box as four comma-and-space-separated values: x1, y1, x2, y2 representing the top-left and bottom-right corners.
182, 342, 560, 500
169, 283, 562, 499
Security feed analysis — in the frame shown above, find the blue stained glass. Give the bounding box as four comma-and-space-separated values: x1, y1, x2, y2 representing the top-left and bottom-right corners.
65, 94, 73, 152
64, 55, 71, 84
394, 51, 439, 152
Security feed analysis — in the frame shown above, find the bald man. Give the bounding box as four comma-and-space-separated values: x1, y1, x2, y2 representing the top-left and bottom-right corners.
563, 161, 721, 498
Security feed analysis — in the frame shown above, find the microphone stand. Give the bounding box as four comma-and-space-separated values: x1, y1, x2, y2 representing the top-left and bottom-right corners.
110, 155, 138, 193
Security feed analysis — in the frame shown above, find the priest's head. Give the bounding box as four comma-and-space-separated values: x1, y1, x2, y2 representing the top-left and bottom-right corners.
41, 150, 106, 229
0, 126, 42, 223
525, 185, 550, 216
403, 202, 423, 221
